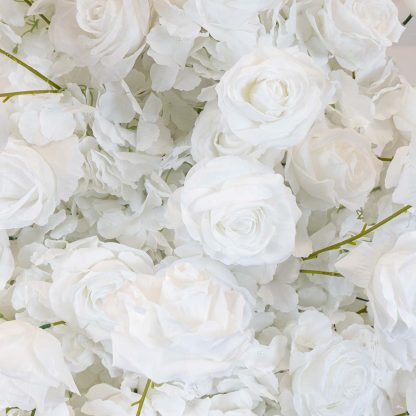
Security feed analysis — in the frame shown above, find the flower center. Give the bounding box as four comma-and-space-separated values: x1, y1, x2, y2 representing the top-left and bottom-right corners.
247, 78, 289, 116
87, 4, 105, 21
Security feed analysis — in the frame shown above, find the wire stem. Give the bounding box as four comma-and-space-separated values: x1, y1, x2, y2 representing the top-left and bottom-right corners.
0, 89, 62, 102
0, 48, 62, 90
302, 205, 412, 261
300, 269, 343, 277
132, 379, 153, 416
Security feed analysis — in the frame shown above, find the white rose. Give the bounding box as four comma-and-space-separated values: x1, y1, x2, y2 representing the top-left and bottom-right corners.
0, 320, 77, 412
307, 0, 403, 71
49, 0, 151, 81
0, 137, 83, 229
0, 140, 55, 229
369, 232, 416, 339
179, 156, 301, 266
292, 340, 376, 416
216, 47, 333, 150
286, 127, 382, 211
48, 237, 154, 342
112, 256, 254, 383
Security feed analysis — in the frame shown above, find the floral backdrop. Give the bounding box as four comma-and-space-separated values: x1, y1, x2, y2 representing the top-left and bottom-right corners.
0, 0, 416, 415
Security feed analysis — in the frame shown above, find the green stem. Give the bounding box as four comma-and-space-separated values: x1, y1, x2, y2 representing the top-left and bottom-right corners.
39, 320, 66, 330
403, 14, 413, 26
23, 0, 51, 25
302, 205, 412, 261
0, 48, 62, 90
30, 410, 36, 416
395, 412, 409, 416
0, 89, 62, 102
131, 379, 153, 416
300, 269, 343, 278
377, 156, 393, 162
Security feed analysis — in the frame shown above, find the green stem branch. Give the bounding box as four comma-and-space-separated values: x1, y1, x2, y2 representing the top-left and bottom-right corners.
300, 269, 343, 278
23, 0, 51, 25
0, 89, 62, 102
303, 205, 412, 261
0, 48, 62, 90
132, 379, 153, 416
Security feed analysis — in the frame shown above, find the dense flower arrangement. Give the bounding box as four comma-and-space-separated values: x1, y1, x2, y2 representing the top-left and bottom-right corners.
1, 0, 416, 415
